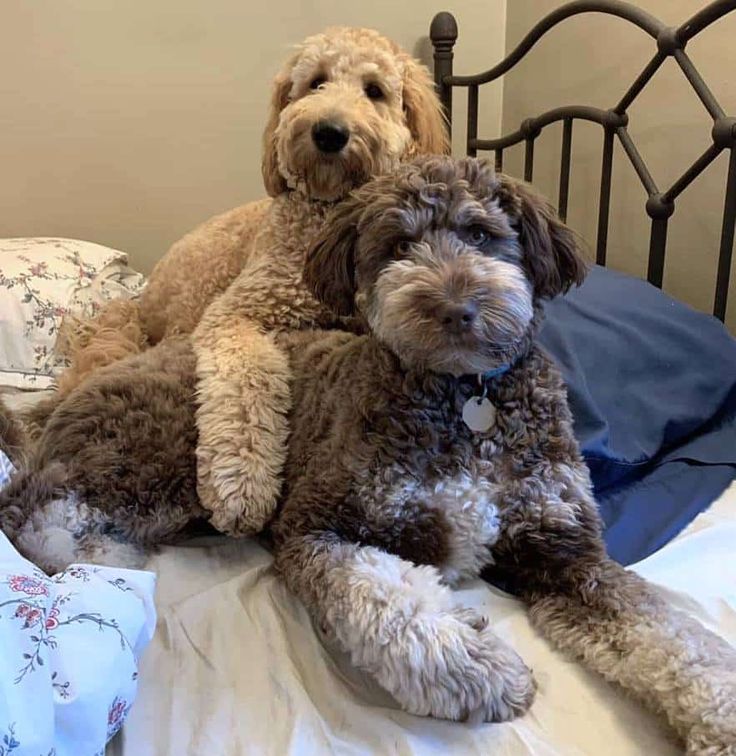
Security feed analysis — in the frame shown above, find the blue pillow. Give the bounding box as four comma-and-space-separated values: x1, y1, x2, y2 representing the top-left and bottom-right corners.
539, 266, 736, 565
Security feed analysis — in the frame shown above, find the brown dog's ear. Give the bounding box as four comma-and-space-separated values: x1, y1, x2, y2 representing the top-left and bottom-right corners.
303, 199, 361, 316
502, 177, 588, 299
261, 66, 294, 197
402, 57, 450, 156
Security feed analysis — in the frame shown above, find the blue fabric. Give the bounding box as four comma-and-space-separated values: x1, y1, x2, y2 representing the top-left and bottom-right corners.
539, 266, 736, 565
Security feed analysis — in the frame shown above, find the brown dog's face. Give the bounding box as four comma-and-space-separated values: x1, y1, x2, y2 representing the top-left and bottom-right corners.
261, 27, 448, 202
305, 156, 587, 376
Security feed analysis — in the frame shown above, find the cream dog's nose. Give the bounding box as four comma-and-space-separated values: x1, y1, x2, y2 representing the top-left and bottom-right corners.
312, 121, 349, 153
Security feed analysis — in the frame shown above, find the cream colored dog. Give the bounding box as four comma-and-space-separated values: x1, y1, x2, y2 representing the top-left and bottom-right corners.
50, 27, 448, 534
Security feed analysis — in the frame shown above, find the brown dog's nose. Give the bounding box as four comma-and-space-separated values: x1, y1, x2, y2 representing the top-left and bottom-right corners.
438, 301, 478, 334
312, 121, 350, 153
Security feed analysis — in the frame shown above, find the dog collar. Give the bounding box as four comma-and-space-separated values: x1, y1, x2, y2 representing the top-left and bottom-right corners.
479, 364, 510, 382
461, 364, 510, 433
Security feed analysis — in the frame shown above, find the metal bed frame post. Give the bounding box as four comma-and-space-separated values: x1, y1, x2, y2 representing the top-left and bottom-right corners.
430, 0, 736, 321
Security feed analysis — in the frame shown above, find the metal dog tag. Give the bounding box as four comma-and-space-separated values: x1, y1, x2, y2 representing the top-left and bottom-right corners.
462, 396, 497, 432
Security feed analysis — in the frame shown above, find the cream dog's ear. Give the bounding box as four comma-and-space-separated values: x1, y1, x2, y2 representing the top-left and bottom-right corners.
402, 57, 450, 156
261, 62, 295, 197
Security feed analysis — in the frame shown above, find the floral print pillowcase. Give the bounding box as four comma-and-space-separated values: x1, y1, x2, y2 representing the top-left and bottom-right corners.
0, 450, 156, 755
0, 238, 146, 390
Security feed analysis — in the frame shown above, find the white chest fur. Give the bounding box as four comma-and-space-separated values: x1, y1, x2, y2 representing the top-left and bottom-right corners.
417, 472, 501, 586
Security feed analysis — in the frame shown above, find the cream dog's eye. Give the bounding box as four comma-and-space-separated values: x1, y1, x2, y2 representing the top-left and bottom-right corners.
464, 225, 491, 246
365, 82, 385, 100
310, 76, 327, 90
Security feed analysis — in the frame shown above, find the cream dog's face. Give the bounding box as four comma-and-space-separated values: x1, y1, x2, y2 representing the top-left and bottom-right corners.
261, 28, 448, 202
305, 156, 587, 376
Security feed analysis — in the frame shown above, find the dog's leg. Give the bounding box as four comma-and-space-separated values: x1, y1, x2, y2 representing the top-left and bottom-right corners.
522, 557, 736, 753
276, 532, 536, 722
192, 267, 296, 536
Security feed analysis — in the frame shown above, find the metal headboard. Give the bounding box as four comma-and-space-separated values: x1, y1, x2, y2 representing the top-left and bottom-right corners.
430, 0, 736, 321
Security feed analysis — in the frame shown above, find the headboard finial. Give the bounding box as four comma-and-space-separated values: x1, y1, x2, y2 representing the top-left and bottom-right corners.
430, 11, 458, 45
430, 12, 458, 138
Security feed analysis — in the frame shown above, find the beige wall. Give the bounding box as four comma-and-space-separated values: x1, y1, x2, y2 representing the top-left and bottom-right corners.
0, 0, 506, 274
499, 0, 736, 328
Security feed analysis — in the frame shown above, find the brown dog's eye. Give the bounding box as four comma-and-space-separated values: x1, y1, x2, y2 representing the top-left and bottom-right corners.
464, 225, 491, 247
395, 240, 412, 257
310, 76, 326, 90
365, 82, 384, 100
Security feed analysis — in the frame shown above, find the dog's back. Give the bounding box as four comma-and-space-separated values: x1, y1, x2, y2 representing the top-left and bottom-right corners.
0, 337, 205, 573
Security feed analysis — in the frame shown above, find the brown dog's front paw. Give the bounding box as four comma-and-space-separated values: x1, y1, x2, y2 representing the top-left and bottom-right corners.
684, 669, 736, 755
458, 613, 537, 723
378, 607, 536, 723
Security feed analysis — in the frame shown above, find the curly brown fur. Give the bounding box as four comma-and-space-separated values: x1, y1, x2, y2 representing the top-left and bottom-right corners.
269, 156, 736, 748
1, 338, 205, 574
0, 398, 28, 467
53, 26, 447, 399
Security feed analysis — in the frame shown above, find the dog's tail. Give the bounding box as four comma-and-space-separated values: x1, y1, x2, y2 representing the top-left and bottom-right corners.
54, 298, 148, 398
528, 559, 736, 753
0, 464, 75, 574
0, 461, 144, 575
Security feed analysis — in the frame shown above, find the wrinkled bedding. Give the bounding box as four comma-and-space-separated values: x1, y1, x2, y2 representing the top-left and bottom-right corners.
111, 483, 736, 756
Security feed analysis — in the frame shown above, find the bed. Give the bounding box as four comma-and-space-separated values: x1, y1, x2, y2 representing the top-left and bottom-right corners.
2, 1, 736, 754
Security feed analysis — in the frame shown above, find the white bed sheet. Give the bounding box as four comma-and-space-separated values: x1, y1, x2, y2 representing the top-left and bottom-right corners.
109, 482, 736, 756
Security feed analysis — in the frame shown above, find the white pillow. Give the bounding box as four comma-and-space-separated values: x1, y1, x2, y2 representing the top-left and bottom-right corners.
0, 451, 156, 755
0, 238, 146, 390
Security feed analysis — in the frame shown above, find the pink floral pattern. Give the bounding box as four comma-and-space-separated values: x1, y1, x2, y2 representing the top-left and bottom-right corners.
45, 607, 60, 631
14, 604, 41, 629
8, 575, 49, 597
106, 697, 131, 740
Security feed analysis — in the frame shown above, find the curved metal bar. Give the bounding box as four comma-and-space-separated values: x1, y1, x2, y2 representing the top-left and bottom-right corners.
445, 0, 664, 87
677, 0, 736, 44
473, 105, 620, 151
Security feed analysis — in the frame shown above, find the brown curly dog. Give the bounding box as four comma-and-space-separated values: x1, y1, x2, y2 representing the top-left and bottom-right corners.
272, 156, 736, 751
